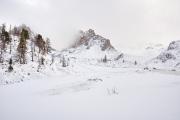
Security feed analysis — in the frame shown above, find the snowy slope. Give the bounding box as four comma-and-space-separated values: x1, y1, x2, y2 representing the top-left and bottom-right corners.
148, 40, 180, 70
0, 62, 180, 120
0, 25, 58, 85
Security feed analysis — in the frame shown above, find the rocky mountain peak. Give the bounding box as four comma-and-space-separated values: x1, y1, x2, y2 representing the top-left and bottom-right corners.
72, 29, 115, 51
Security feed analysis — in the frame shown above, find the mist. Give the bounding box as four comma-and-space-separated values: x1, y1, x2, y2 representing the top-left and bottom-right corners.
0, 0, 180, 53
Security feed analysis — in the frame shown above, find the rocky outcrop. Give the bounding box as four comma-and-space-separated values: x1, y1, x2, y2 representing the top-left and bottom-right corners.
167, 40, 180, 50
156, 40, 180, 62
72, 29, 115, 51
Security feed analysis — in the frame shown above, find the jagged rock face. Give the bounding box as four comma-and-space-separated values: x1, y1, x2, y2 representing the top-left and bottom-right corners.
157, 52, 176, 62
167, 40, 180, 50
73, 29, 115, 51
156, 40, 180, 62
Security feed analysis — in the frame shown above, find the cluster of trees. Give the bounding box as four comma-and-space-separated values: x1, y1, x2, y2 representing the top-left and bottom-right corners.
19, 31, 51, 65
0, 24, 52, 72
34, 34, 51, 65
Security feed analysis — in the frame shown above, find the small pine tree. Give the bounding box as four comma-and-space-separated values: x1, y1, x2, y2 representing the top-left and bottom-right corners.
62, 56, 67, 67
30, 39, 34, 61
8, 58, 13, 72
0, 39, 3, 63
40, 57, 45, 65
37, 57, 45, 72
4, 31, 10, 44
9, 58, 12, 65
9, 25, 12, 54
45, 38, 51, 54
103, 55, 107, 63
134, 61, 137, 65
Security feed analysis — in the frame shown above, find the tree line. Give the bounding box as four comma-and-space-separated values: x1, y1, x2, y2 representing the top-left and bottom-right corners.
0, 24, 52, 71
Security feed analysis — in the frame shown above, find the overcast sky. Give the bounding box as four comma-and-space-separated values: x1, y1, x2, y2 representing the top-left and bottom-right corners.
0, 0, 180, 52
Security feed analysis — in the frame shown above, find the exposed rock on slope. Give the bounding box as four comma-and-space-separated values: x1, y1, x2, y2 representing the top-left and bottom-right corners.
149, 40, 180, 69
157, 40, 180, 62
72, 29, 116, 51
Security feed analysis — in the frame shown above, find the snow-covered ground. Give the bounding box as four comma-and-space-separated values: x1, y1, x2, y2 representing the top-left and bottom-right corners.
0, 62, 180, 120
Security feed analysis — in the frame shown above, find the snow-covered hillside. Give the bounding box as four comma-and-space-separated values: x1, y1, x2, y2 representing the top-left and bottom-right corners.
0, 24, 57, 85
148, 40, 180, 70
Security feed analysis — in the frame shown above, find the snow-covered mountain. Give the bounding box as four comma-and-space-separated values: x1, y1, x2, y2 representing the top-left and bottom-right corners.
59, 29, 122, 61
148, 40, 180, 69
72, 29, 115, 51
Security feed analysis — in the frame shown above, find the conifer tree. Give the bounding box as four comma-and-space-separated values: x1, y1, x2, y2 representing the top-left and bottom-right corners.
103, 55, 107, 63
23, 29, 29, 40
9, 25, 12, 54
62, 56, 67, 67
40, 57, 45, 65
0, 40, 3, 63
0, 24, 10, 51
8, 58, 13, 72
0, 24, 9, 63
30, 38, 35, 61
134, 61, 137, 65
35, 34, 46, 54
17, 29, 29, 64
45, 38, 51, 54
